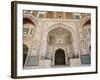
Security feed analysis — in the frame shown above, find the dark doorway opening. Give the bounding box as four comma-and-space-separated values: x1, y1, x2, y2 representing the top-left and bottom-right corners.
55, 48, 66, 65
23, 44, 28, 67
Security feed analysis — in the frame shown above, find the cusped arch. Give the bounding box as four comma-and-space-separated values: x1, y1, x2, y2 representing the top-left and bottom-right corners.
46, 23, 76, 45
44, 23, 80, 56
55, 48, 65, 55
46, 23, 76, 35
47, 27, 72, 36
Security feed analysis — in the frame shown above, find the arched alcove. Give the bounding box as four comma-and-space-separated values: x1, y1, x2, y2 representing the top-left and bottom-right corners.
39, 23, 80, 60
39, 23, 80, 66
47, 27, 73, 45
45, 23, 78, 54
55, 48, 65, 65
46, 27, 75, 66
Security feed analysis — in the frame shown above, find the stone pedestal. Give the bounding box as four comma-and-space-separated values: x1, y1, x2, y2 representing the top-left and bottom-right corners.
70, 58, 81, 66
39, 59, 51, 67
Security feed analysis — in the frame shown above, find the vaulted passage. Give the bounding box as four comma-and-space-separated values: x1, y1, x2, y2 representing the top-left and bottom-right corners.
55, 49, 66, 65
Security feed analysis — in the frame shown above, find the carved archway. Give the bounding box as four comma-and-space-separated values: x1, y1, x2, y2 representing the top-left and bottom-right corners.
45, 23, 79, 56
39, 23, 80, 66
46, 26, 74, 66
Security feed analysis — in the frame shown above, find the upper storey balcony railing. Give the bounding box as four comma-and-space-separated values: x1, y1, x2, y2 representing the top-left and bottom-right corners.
23, 10, 91, 21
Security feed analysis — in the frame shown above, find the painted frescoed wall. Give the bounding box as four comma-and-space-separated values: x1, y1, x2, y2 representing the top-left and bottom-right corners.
23, 11, 91, 68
